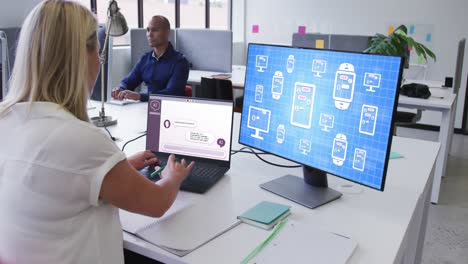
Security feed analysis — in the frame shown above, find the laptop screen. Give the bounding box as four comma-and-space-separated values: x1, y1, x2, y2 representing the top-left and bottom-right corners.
146, 95, 233, 162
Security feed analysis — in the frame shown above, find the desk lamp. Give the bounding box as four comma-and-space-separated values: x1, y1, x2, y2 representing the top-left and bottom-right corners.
91, 0, 128, 127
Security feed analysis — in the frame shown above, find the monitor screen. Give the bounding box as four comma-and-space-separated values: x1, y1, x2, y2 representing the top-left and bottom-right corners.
147, 96, 233, 162
240, 44, 403, 193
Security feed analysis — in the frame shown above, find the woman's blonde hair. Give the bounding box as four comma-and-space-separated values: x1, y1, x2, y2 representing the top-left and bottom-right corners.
0, 0, 98, 121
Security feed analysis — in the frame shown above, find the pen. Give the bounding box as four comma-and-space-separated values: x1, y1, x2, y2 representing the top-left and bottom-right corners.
150, 165, 165, 179
240, 219, 288, 264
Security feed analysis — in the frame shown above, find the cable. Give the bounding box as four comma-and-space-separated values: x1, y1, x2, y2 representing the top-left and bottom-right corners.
121, 132, 147, 151
103, 125, 116, 141
231, 146, 268, 155
231, 147, 301, 168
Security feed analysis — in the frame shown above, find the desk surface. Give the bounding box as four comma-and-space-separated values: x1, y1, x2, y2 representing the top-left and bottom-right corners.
188, 65, 246, 88
398, 87, 456, 111
88, 102, 440, 264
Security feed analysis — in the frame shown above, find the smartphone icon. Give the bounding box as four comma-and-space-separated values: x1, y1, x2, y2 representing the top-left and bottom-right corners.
333, 63, 356, 110
290, 82, 316, 129
332, 133, 347, 166
286, 55, 295, 73
271, 71, 284, 100
255, 85, 264, 102
359, 105, 378, 136
353, 148, 366, 171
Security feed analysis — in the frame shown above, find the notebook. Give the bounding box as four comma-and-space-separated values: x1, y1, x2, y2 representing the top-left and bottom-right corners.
238, 201, 291, 230
141, 95, 234, 193
119, 193, 240, 257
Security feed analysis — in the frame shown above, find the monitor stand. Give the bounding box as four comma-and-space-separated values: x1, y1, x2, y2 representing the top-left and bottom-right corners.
259, 166, 342, 209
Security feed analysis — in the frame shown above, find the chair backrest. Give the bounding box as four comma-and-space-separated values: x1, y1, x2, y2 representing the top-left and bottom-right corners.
185, 85, 193, 97
197, 77, 233, 101
0, 28, 20, 99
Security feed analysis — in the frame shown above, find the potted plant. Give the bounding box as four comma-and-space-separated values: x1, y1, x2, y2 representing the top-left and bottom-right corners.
364, 25, 436, 67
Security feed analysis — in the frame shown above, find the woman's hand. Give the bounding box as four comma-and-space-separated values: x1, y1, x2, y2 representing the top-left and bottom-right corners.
160, 154, 195, 185
127, 150, 159, 171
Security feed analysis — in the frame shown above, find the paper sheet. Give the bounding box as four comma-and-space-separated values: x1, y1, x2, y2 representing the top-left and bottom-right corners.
249, 220, 357, 264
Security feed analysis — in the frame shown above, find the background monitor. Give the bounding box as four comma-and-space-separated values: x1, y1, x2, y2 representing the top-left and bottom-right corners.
453, 38, 465, 95
240, 43, 403, 208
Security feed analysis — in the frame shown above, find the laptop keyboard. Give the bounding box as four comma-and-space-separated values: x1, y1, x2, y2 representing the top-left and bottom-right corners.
140, 159, 228, 193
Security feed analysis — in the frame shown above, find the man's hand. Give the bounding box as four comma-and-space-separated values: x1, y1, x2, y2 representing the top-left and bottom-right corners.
111, 87, 141, 101
127, 150, 159, 170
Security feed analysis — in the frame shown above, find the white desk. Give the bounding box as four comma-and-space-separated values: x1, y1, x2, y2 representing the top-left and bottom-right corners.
186, 70, 455, 204
187, 65, 246, 88
89, 102, 440, 264
398, 82, 457, 203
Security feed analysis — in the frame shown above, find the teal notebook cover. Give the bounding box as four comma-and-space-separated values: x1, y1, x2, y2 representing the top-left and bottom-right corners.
390, 151, 403, 159
239, 201, 290, 225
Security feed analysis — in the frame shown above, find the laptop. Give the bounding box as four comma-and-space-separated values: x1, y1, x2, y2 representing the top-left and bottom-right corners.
140, 95, 234, 193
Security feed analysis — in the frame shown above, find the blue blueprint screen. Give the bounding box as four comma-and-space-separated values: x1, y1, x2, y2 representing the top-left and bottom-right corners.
239, 44, 402, 190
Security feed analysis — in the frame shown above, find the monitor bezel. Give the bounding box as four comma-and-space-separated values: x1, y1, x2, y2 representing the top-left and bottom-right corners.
239, 43, 404, 192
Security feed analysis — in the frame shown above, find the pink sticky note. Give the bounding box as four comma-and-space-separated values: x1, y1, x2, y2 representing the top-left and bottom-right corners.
252, 24, 259, 34
298, 26, 306, 35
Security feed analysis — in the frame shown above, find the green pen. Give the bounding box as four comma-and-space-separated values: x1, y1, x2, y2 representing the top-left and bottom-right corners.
150, 165, 165, 179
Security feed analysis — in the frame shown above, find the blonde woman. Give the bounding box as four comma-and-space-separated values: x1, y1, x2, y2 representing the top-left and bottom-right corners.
0, 1, 194, 263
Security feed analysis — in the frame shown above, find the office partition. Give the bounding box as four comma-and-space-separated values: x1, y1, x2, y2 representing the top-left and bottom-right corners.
292, 33, 330, 49
176, 29, 232, 73
329, 34, 371, 52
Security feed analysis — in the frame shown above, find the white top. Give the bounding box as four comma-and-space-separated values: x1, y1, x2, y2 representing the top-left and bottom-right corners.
0, 102, 127, 264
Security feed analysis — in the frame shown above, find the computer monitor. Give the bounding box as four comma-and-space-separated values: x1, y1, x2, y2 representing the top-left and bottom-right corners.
256, 55, 268, 72
453, 38, 465, 95
240, 43, 403, 209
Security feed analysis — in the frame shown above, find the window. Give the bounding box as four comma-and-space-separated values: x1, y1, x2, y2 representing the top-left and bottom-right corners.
180, 0, 205, 28
89, 0, 231, 45
210, 0, 229, 29
97, 0, 138, 45
143, 0, 175, 29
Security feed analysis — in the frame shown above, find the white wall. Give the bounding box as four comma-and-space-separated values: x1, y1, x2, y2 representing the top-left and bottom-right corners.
244, 0, 468, 129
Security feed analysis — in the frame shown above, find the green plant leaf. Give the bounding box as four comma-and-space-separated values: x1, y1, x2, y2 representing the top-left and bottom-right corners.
365, 24, 436, 63
393, 24, 408, 35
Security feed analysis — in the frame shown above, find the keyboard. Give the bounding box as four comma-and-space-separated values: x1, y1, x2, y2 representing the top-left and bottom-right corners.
140, 160, 228, 193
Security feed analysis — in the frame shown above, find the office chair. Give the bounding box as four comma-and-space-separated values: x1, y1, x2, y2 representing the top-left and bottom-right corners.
196, 77, 233, 101
185, 85, 193, 97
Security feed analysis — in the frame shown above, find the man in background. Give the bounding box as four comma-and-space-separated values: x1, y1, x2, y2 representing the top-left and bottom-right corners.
112, 15, 189, 102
